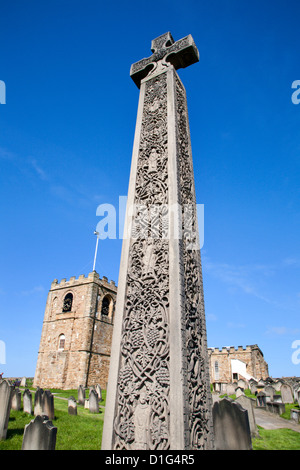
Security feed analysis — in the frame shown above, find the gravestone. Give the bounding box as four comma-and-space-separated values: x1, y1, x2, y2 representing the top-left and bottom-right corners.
212, 398, 252, 450
20, 376, 27, 387
11, 388, 21, 410
95, 384, 102, 401
0, 379, 13, 440
225, 383, 236, 396
78, 385, 85, 405
290, 409, 300, 423
23, 389, 33, 415
256, 392, 266, 408
42, 390, 54, 420
280, 384, 293, 403
102, 32, 214, 450
34, 387, 44, 416
22, 415, 57, 450
264, 385, 275, 401
250, 382, 257, 395
84, 399, 89, 409
237, 379, 246, 390
235, 386, 244, 398
235, 395, 258, 437
68, 396, 77, 415
89, 389, 99, 413
273, 394, 282, 403
266, 402, 285, 415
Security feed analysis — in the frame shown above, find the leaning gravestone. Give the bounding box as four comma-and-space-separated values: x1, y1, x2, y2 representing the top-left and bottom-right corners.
23, 389, 33, 415
212, 398, 252, 450
34, 387, 44, 416
235, 395, 258, 437
22, 415, 57, 450
95, 384, 102, 402
42, 390, 54, 420
11, 388, 21, 410
280, 384, 294, 404
68, 396, 77, 415
89, 389, 99, 413
78, 385, 85, 405
0, 379, 13, 440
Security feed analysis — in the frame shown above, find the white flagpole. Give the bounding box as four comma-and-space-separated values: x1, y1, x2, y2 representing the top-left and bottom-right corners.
93, 231, 99, 272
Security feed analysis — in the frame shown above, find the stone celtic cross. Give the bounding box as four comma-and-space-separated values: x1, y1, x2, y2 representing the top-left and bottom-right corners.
130, 32, 199, 87
102, 32, 214, 451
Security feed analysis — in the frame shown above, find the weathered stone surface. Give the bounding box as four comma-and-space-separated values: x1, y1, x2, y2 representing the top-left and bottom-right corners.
34, 387, 44, 416
213, 398, 252, 450
235, 395, 258, 437
22, 415, 57, 450
11, 388, 21, 411
23, 389, 33, 415
42, 390, 54, 420
102, 32, 213, 451
0, 380, 13, 440
68, 396, 77, 415
280, 384, 294, 403
33, 273, 117, 390
89, 389, 99, 413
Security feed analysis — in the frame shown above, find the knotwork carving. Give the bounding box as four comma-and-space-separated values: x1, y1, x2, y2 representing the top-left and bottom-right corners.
113, 74, 170, 450
175, 76, 213, 449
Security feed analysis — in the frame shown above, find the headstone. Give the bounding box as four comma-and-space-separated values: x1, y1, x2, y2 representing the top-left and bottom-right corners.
280, 384, 294, 403
273, 394, 282, 403
237, 379, 246, 390
42, 390, 54, 420
266, 402, 285, 415
23, 389, 33, 415
0, 379, 13, 440
235, 386, 244, 398
89, 389, 99, 413
256, 391, 266, 408
22, 415, 57, 450
102, 32, 214, 450
20, 377, 27, 387
224, 383, 236, 396
264, 385, 275, 401
34, 387, 44, 416
235, 395, 258, 437
250, 382, 258, 395
68, 396, 77, 415
78, 385, 85, 405
273, 379, 283, 392
84, 399, 89, 409
290, 409, 300, 423
11, 388, 21, 410
212, 398, 252, 450
95, 384, 102, 401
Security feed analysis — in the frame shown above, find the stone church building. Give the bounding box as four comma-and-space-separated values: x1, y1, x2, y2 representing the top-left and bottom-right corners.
33, 271, 117, 390
34, 271, 269, 391
208, 344, 269, 391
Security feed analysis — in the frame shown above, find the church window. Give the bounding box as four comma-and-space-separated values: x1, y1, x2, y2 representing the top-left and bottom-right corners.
58, 334, 65, 350
214, 361, 219, 380
101, 296, 110, 315
62, 293, 73, 312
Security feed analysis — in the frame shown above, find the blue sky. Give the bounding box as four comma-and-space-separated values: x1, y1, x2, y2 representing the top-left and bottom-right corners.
0, 0, 300, 379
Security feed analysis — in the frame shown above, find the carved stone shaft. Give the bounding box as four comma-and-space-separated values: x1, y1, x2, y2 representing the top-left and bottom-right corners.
102, 33, 214, 450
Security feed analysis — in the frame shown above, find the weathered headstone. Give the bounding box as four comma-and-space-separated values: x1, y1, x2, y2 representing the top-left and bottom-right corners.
235, 395, 258, 437
266, 402, 285, 415
68, 396, 77, 415
290, 408, 300, 423
225, 383, 236, 396
89, 389, 99, 413
256, 391, 266, 408
237, 379, 246, 390
250, 381, 258, 395
0, 379, 13, 440
78, 385, 85, 405
11, 388, 21, 410
95, 384, 102, 402
235, 386, 244, 398
212, 398, 252, 450
23, 389, 33, 415
20, 376, 27, 387
264, 385, 275, 401
102, 32, 214, 451
34, 387, 44, 416
42, 390, 54, 420
280, 384, 294, 403
22, 415, 57, 450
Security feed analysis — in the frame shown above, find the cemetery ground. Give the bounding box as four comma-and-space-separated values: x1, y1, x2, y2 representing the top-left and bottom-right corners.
0, 384, 299, 450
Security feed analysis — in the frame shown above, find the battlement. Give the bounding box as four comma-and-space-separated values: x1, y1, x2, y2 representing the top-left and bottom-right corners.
209, 345, 257, 354
51, 271, 117, 291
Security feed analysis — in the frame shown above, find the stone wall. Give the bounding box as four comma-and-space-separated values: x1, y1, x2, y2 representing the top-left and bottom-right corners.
208, 345, 269, 385
33, 271, 117, 390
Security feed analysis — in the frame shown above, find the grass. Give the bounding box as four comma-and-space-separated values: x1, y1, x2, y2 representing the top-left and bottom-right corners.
0, 389, 105, 450
252, 426, 300, 450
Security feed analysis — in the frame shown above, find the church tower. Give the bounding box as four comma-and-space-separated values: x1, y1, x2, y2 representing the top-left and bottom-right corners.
33, 271, 117, 390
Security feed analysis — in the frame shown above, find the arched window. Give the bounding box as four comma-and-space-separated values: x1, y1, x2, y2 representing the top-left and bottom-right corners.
101, 296, 111, 316
62, 293, 73, 312
58, 334, 65, 350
